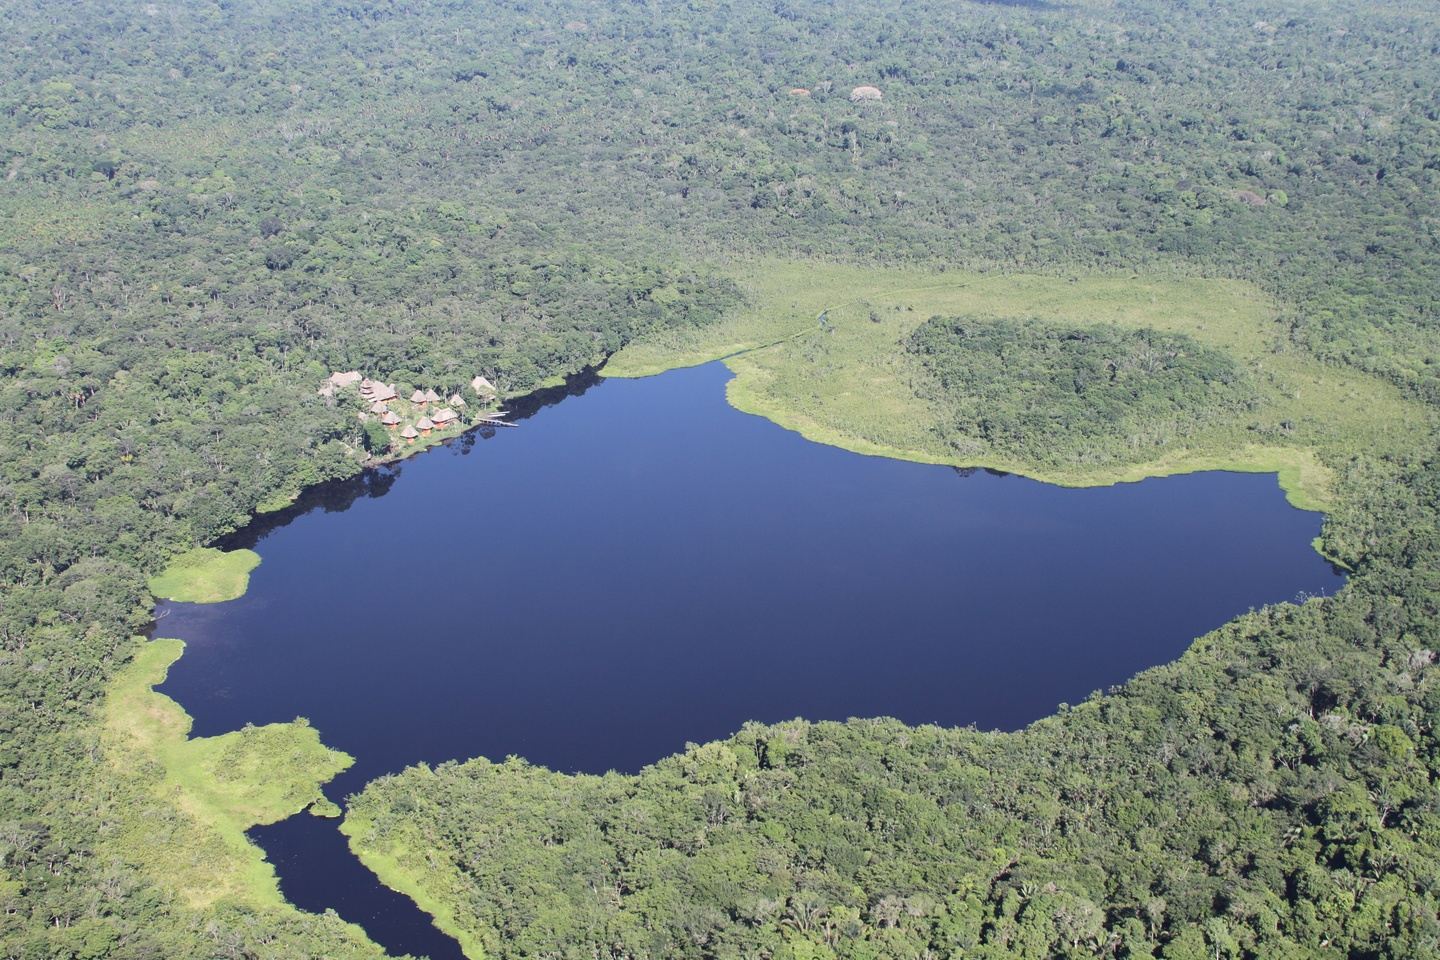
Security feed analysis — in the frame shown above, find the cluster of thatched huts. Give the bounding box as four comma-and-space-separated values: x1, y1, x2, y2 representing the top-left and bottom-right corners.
322, 371, 501, 448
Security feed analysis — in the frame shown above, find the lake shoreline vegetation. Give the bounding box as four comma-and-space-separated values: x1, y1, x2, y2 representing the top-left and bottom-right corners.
117, 315, 1344, 960
603, 262, 1427, 515
3, 0, 1439, 957
339, 806, 489, 960
146, 546, 261, 604
96, 637, 392, 957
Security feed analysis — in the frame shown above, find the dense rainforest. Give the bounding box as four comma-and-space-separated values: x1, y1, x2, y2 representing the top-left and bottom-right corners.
906, 316, 1251, 465
1, 0, 1438, 958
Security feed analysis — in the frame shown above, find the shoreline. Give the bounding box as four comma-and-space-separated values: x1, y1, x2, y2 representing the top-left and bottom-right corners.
122, 332, 1347, 960
601, 357, 1334, 514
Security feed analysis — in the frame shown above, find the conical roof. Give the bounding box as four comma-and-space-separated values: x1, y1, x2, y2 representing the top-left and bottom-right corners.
410, 389, 427, 404
400, 425, 418, 438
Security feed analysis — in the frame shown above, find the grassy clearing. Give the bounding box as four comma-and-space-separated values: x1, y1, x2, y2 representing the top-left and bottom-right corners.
100, 638, 355, 910
606, 260, 1424, 511
341, 807, 491, 960
146, 547, 261, 603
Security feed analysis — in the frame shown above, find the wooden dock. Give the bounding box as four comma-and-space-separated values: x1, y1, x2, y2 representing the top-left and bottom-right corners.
476, 411, 516, 428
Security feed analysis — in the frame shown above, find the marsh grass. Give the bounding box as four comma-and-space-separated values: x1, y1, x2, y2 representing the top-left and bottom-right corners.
606, 260, 1425, 511
146, 547, 261, 603
100, 639, 355, 910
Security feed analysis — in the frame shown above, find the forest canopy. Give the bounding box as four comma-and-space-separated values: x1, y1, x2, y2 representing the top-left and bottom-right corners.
1, 0, 1438, 958
907, 316, 1252, 464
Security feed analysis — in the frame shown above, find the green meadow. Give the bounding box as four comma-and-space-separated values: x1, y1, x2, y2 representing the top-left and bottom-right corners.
606, 261, 1423, 511
99, 638, 356, 911
147, 547, 262, 603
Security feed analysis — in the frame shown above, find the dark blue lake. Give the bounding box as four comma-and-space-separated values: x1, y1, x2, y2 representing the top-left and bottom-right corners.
154, 361, 1343, 959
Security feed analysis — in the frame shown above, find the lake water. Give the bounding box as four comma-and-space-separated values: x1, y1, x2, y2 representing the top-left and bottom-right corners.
153, 361, 1343, 959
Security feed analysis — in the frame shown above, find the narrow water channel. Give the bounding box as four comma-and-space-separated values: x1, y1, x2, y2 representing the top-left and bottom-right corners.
153, 362, 1344, 958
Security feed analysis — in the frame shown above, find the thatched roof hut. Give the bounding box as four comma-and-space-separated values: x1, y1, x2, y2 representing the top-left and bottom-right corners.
416, 416, 435, 435
850, 85, 882, 102
328, 371, 362, 388
363, 381, 397, 403
400, 425, 418, 442
432, 408, 459, 426
410, 389, 428, 404
424, 388, 442, 404
370, 400, 390, 414
448, 394, 467, 407
471, 375, 496, 394
381, 411, 401, 427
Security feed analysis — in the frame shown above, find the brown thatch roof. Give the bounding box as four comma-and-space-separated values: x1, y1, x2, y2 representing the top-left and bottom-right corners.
849, 85, 882, 102
416, 417, 435, 430
432, 408, 459, 424
328, 371, 362, 388
369, 401, 389, 414
364, 382, 397, 402
471, 375, 496, 394
400, 425, 419, 439
424, 388, 442, 403
788, 87, 811, 97
448, 394, 467, 407
381, 411, 401, 425
410, 389, 428, 404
